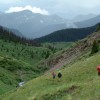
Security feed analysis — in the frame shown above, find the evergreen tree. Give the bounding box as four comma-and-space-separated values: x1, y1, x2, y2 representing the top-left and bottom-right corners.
0, 26, 40, 46
91, 40, 99, 54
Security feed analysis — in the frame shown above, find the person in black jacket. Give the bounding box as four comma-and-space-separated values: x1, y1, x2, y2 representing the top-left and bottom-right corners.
58, 71, 62, 78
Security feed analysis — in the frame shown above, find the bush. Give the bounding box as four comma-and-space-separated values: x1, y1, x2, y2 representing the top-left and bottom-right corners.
91, 40, 99, 55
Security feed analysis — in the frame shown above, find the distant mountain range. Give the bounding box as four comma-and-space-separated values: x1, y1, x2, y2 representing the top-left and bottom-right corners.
0, 10, 100, 39
0, 10, 76, 38
71, 13, 97, 22
34, 24, 98, 42
75, 15, 100, 28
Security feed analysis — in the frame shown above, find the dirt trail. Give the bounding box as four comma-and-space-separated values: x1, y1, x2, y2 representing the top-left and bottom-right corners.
48, 54, 78, 72
44, 31, 100, 74
45, 47, 82, 74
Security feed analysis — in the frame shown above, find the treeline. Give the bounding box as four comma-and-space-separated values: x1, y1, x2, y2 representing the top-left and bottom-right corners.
0, 26, 40, 46
34, 24, 98, 43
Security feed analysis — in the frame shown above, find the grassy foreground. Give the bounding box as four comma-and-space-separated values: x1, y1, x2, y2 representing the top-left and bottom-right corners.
1, 51, 100, 100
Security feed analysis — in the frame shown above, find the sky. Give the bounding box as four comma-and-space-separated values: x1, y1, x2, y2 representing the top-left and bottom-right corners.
0, 0, 100, 18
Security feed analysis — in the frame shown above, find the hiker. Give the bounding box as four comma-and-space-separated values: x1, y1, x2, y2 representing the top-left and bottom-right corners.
97, 66, 100, 76
58, 71, 62, 78
52, 72, 56, 79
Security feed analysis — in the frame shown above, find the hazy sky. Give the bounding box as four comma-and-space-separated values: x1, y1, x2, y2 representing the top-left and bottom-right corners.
0, 0, 100, 18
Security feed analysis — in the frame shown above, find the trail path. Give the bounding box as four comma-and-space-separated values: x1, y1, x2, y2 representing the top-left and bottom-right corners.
45, 51, 80, 74
45, 31, 100, 74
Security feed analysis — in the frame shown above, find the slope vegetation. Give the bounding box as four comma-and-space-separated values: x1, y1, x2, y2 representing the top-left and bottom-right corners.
1, 27, 100, 100
1, 47, 100, 100
0, 26, 54, 94
37, 28, 100, 73
0, 26, 74, 95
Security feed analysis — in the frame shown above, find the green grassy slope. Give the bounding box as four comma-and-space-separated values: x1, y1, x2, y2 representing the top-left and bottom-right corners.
0, 26, 74, 95
0, 39, 53, 94
0, 39, 73, 95
1, 25, 100, 99
42, 42, 73, 53
0, 39, 52, 65
1, 51, 100, 100
0, 55, 36, 95
0, 67, 16, 95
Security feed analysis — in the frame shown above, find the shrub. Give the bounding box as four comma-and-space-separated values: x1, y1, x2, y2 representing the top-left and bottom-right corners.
91, 40, 99, 55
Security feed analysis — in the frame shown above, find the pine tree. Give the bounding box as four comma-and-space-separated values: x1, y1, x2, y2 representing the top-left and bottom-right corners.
91, 40, 99, 54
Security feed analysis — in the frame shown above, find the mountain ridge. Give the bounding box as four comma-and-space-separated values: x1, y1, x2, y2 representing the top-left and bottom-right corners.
75, 15, 100, 28
34, 24, 97, 42
0, 10, 74, 38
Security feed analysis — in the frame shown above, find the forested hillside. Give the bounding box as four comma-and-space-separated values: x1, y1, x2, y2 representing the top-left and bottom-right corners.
0, 26, 53, 94
0, 26, 74, 95
34, 24, 97, 42
0, 26, 40, 46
